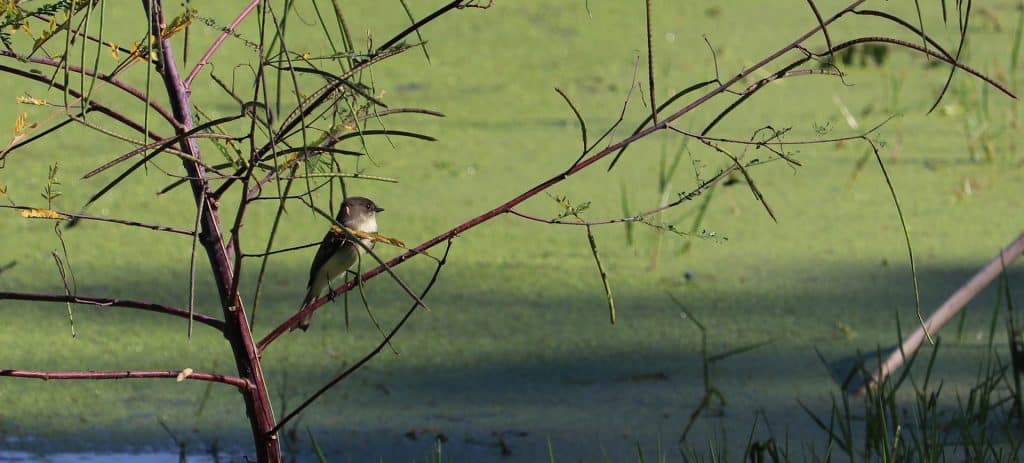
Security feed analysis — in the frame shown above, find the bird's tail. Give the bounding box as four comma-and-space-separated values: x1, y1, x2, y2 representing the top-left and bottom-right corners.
290, 288, 315, 332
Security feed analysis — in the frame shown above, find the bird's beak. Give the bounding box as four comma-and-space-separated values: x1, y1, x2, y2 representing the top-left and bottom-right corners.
374, 206, 385, 213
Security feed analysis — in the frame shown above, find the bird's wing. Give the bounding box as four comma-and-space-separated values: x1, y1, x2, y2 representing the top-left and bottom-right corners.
306, 230, 349, 287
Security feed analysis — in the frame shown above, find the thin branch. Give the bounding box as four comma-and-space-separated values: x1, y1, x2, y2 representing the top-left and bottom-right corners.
0, 368, 252, 390
814, 36, 1015, 99
865, 137, 929, 344
927, 0, 971, 114
554, 87, 587, 154
0, 50, 182, 128
374, 0, 465, 53
605, 79, 717, 171
242, 240, 321, 258
188, 189, 205, 338
669, 115, 893, 147
0, 205, 196, 236
851, 9, 955, 60
644, 0, 658, 124
82, 130, 238, 180
508, 164, 738, 227
740, 68, 846, 94
585, 225, 616, 324
701, 140, 777, 222
184, 0, 261, 88
0, 291, 224, 330
805, 0, 834, 61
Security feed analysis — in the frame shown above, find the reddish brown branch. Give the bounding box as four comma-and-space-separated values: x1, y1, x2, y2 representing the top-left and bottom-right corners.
815, 36, 1015, 99
184, 0, 261, 88
0, 291, 224, 330
146, 1, 280, 460
0, 368, 252, 390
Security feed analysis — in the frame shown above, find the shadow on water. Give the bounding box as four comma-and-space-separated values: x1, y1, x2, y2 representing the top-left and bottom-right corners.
0, 258, 1020, 461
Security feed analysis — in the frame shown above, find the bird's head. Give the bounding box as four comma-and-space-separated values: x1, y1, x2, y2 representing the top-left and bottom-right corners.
340, 196, 383, 232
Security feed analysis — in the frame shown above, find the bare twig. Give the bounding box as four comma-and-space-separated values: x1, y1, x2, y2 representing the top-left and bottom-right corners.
184, 0, 261, 88
644, 0, 658, 124
508, 164, 738, 227
1, 205, 195, 236
0, 368, 252, 390
865, 137, 928, 344
0, 291, 224, 330
805, 0, 834, 60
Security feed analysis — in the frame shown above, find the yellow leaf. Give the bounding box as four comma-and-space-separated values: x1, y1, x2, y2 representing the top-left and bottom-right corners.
331, 226, 407, 248
10, 21, 30, 36
12, 112, 35, 135
20, 208, 64, 219
301, 51, 311, 60
367, 232, 406, 248
176, 368, 193, 382
30, 17, 62, 53
0, 181, 7, 197
127, 40, 153, 62
16, 96, 47, 106
13, 113, 26, 134
107, 41, 119, 60
161, 8, 196, 40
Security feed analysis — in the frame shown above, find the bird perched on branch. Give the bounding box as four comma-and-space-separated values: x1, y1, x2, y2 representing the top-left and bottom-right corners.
294, 196, 384, 331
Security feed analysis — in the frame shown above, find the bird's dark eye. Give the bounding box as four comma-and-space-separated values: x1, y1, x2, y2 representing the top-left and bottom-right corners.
365, 204, 373, 211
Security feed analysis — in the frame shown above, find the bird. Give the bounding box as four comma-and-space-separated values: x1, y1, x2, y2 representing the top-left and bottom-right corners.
294, 196, 384, 331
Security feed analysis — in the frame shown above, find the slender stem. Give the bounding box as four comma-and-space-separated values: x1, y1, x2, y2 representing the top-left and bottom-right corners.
0, 369, 252, 389
1, 205, 196, 236
0, 50, 182, 128
644, 0, 657, 124
508, 165, 737, 227
0, 291, 224, 330
184, 0, 262, 88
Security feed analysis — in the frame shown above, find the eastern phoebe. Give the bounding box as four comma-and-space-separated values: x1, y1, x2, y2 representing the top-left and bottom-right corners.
294, 196, 384, 331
